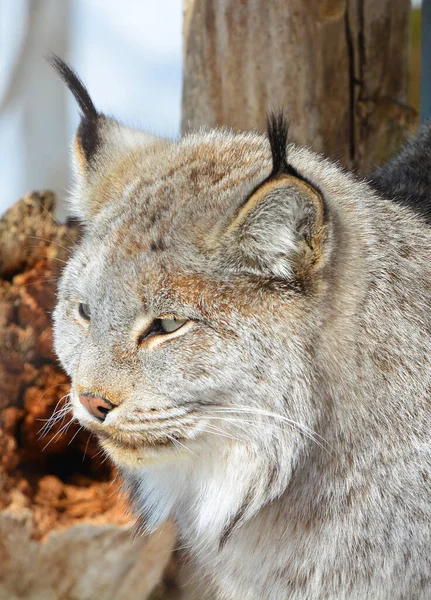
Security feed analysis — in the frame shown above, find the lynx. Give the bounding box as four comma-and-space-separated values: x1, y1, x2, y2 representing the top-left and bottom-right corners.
52, 56, 430, 599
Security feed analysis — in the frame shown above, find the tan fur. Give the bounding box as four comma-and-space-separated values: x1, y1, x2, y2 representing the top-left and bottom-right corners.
73, 133, 87, 173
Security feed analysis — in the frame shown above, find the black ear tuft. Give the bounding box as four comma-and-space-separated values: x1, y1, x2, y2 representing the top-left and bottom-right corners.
267, 112, 289, 176
48, 53, 100, 163
266, 111, 305, 181
48, 54, 98, 120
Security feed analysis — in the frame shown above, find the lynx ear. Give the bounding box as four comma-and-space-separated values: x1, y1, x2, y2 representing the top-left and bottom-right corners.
49, 55, 102, 173
49, 55, 165, 219
222, 114, 327, 282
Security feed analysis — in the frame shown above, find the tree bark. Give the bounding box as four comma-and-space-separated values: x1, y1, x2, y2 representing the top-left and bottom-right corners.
182, 0, 416, 172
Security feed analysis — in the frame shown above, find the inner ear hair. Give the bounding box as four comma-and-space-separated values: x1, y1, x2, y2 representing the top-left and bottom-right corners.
48, 53, 101, 166
227, 173, 325, 241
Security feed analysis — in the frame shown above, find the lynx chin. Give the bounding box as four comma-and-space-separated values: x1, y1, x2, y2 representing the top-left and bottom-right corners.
51, 56, 430, 600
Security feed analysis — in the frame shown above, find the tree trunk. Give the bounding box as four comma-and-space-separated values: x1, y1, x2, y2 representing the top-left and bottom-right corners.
182, 0, 416, 172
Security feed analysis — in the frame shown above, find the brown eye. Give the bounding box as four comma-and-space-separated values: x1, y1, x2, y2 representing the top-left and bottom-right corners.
78, 302, 91, 321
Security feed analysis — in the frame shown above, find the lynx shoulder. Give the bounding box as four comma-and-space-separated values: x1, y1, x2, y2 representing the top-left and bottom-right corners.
51, 56, 431, 600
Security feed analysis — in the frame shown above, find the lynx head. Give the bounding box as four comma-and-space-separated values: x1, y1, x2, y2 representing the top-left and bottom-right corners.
52, 57, 364, 536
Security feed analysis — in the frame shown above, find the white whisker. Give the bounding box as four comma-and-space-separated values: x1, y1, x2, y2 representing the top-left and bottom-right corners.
16, 278, 58, 288
200, 423, 247, 445
37, 383, 70, 406
23, 250, 69, 265
36, 200, 77, 247
26, 235, 73, 254
82, 434, 92, 462
38, 394, 72, 438
41, 415, 76, 451
165, 433, 199, 458
68, 425, 84, 446
209, 406, 333, 454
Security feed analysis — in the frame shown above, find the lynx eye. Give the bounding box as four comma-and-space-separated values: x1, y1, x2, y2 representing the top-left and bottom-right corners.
78, 302, 91, 321
159, 317, 187, 333
137, 316, 188, 345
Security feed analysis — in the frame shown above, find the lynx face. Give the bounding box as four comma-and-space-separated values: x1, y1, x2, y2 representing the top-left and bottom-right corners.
55, 131, 327, 467
52, 59, 336, 485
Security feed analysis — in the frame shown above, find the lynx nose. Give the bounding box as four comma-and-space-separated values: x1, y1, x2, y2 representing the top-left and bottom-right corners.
79, 393, 115, 421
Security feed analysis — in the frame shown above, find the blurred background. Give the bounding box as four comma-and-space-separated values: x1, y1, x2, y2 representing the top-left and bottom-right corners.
0, 1, 424, 218
0, 0, 182, 218
0, 0, 425, 218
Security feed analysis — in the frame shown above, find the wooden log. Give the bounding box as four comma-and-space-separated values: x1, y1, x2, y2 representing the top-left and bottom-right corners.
182, 0, 416, 172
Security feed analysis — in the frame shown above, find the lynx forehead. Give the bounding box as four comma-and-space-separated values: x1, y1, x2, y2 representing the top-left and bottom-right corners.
51, 56, 431, 600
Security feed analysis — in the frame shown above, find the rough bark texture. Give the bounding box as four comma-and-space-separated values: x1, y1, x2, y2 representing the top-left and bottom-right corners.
182, 0, 416, 172
0, 192, 179, 600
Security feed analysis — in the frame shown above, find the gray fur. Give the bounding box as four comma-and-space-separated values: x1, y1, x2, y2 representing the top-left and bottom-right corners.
53, 103, 431, 599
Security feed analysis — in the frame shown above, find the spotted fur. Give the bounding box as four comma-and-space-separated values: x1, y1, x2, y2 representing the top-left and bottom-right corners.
52, 58, 431, 599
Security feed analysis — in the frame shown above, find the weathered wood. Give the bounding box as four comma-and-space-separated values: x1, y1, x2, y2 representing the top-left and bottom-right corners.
347, 0, 415, 170
182, 0, 415, 172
